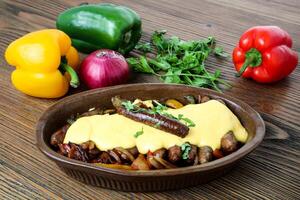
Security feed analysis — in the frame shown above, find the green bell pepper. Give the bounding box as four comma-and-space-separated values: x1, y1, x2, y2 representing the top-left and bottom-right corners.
56, 3, 142, 54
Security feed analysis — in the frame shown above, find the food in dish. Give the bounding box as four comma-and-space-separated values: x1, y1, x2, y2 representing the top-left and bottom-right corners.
50, 95, 248, 170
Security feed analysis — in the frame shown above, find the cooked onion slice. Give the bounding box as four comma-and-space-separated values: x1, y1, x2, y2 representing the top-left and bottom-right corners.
154, 156, 177, 169
107, 150, 122, 164
114, 147, 135, 162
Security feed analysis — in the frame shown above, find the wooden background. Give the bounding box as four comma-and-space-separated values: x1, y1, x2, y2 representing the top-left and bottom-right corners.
0, 0, 299, 199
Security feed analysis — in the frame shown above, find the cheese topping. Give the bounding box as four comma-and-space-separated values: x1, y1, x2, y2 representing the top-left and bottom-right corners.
64, 100, 248, 154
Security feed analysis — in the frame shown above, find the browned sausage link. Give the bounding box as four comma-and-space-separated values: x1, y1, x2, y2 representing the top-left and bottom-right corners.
112, 96, 189, 138
198, 146, 213, 164
185, 144, 198, 165
117, 108, 189, 138
168, 145, 182, 164
221, 131, 238, 154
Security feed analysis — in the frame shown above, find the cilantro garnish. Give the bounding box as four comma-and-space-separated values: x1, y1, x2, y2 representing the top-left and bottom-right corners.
181, 143, 192, 160
135, 42, 152, 53
134, 128, 144, 138
121, 101, 136, 111
127, 30, 231, 92
178, 114, 196, 127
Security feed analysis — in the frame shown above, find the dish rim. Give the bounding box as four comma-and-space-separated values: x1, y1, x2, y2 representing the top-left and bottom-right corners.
36, 83, 265, 177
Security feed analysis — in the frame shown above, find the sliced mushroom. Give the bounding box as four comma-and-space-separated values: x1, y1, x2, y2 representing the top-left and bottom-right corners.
68, 143, 88, 162
103, 109, 116, 115
58, 143, 71, 156
80, 108, 103, 117
221, 131, 238, 153
80, 140, 95, 150
131, 154, 150, 170
92, 152, 113, 164
153, 148, 167, 159
201, 96, 210, 103
113, 147, 135, 163
198, 146, 213, 164
127, 146, 139, 158
50, 125, 69, 147
147, 151, 164, 169
133, 99, 154, 109
107, 150, 121, 164
197, 95, 202, 104
184, 95, 196, 104
154, 156, 177, 169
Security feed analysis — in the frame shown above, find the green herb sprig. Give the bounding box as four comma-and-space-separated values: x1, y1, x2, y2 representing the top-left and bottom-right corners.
178, 114, 195, 127
134, 128, 144, 138
181, 143, 192, 160
127, 30, 231, 92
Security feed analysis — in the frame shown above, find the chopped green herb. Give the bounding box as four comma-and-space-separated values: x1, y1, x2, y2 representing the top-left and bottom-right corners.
179, 115, 196, 127
181, 143, 192, 160
127, 30, 231, 92
214, 47, 228, 58
121, 101, 136, 111
134, 128, 144, 138
135, 42, 152, 53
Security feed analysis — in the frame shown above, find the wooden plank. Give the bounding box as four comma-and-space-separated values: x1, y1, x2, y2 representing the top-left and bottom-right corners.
0, 164, 61, 200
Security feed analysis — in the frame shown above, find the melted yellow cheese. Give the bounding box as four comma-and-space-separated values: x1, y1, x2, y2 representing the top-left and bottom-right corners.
64, 100, 248, 154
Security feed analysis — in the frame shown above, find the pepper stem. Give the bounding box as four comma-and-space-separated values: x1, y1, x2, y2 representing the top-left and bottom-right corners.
236, 48, 262, 77
59, 63, 80, 88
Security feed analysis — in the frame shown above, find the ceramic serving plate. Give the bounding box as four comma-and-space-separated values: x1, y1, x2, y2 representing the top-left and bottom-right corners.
36, 83, 265, 192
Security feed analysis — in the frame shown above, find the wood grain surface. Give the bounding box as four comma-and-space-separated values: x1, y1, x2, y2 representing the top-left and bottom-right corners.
0, 0, 299, 199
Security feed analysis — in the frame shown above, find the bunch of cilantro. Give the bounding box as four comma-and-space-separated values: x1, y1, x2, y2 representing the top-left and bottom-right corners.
127, 30, 230, 92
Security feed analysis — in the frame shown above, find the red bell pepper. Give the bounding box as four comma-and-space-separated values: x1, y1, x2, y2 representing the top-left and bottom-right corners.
233, 26, 298, 83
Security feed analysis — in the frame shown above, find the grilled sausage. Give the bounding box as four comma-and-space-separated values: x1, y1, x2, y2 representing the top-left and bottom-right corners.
185, 144, 198, 165
121, 110, 190, 138
198, 146, 213, 164
221, 131, 238, 153
112, 96, 189, 138
168, 145, 182, 164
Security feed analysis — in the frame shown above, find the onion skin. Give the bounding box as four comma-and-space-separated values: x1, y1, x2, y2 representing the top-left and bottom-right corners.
80, 49, 129, 89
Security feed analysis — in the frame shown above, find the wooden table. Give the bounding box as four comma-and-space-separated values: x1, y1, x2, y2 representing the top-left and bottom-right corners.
1, 0, 299, 199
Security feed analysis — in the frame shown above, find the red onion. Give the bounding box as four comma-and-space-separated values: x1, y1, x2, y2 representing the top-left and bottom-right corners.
80, 49, 129, 89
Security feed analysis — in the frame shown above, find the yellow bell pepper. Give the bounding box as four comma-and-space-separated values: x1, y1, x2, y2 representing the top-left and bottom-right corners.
5, 29, 80, 98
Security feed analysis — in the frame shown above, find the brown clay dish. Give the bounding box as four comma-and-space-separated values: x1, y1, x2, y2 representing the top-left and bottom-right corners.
36, 83, 265, 192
